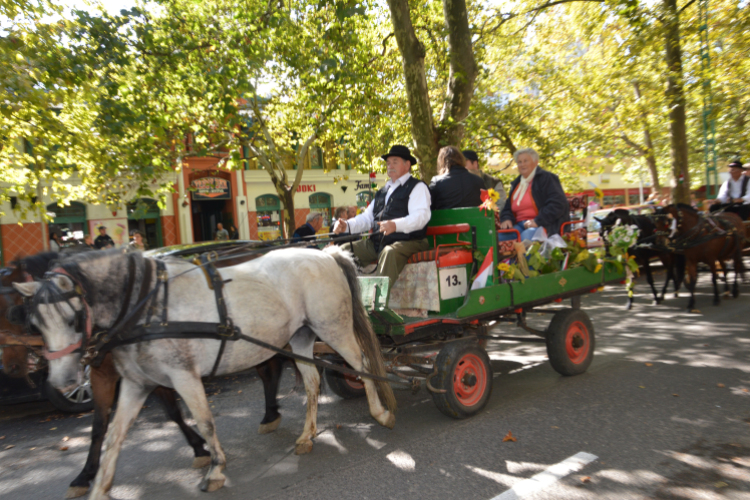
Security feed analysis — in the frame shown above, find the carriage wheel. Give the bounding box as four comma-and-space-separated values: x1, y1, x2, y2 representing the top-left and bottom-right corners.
546, 309, 595, 376
431, 341, 492, 419
325, 364, 366, 399
45, 364, 94, 413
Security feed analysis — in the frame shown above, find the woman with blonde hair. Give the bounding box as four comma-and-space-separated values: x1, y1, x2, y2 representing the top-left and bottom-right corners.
429, 146, 485, 210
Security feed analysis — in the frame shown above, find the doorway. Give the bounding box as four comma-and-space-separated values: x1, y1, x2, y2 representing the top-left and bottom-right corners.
126, 199, 163, 250
192, 199, 233, 242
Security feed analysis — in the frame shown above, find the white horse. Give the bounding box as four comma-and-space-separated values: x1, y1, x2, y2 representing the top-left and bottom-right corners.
14, 246, 396, 500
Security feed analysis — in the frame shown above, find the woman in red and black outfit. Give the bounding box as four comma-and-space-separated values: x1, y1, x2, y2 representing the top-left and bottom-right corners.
498, 148, 569, 241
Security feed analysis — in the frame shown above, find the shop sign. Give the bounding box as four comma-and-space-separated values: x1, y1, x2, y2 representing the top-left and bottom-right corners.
296, 184, 317, 193
191, 177, 231, 200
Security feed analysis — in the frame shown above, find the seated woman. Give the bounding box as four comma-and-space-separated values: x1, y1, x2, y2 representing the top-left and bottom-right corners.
498, 148, 569, 241
429, 146, 485, 210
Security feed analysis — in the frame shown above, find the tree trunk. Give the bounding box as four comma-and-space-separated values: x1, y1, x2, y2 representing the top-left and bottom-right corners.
386, 0, 438, 181
663, 0, 690, 204
386, 0, 476, 183
632, 82, 661, 191
438, 0, 477, 147
642, 127, 661, 191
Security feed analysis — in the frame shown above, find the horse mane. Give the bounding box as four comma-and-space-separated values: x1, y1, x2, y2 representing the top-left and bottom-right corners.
12, 252, 62, 279
675, 203, 698, 214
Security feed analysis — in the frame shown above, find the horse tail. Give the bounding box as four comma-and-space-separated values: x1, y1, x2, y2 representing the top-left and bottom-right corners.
324, 246, 397, 414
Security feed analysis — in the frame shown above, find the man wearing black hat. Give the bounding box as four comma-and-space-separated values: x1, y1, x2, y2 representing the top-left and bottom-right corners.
333, 145, 431, 287
462, 150, 506, 206
710, 160, 750, 219
94, 225, 115, 249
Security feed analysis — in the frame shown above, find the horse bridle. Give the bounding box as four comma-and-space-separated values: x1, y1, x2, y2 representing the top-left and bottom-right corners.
33, 269, 93, 361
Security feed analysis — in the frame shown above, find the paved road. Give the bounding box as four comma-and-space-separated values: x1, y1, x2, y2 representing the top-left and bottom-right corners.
1, 267, 749, 500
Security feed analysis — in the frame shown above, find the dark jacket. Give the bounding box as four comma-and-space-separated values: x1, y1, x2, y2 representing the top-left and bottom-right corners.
429, 165, 485, 210
500, 167, 570, 236
94, 234, 114, 249
292, 223, 316, 242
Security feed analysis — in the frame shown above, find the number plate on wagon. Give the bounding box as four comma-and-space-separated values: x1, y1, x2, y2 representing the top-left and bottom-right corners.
439, 266, 468, 300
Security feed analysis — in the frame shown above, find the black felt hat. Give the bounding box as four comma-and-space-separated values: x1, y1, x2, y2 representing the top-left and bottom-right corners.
381, 145, 417, 165
728, 160, 746, 170
462, 150, 479, 162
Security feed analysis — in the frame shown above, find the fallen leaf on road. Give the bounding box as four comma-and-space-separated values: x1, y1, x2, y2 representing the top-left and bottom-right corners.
503, 431, 517, 442
639, 386, 645, 389
59, 446, 69, 452
62, 436, 69, 442
49, 427, 57, 431
237, 390, 242, 394
672, 393, 679, 397
743, 388, 749, 393
551, 426, 559, 429
714, 481, 728, 488
29, 447, 36, 451
580, 476, 591, 483
0, 436, 4, 440
4, 445, 14, 450
336, 424, 342, 430
717, 383, 725, 388
645, 363, 653, 367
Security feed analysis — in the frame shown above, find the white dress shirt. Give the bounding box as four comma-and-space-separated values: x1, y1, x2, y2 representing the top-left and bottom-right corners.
345, 173, 431, 235
717, 176, 750, 204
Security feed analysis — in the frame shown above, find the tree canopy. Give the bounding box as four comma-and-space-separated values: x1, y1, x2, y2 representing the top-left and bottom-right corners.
1, 0, 748, 216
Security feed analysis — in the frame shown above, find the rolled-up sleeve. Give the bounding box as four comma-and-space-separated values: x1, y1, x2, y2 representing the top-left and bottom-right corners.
392, 182, 431, 233
717, 181, 730, 204
345, 201, 376, 234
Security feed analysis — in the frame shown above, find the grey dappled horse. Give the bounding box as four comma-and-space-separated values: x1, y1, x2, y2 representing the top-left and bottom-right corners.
15, 246, 396, 500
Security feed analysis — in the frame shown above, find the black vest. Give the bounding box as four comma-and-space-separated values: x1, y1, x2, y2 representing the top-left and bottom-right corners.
742, 176, 749, 197
370, 176, 428, 251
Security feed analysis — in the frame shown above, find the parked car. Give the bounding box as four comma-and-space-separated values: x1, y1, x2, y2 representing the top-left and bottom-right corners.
585, 204, 657, 248
0, 240, 262, 412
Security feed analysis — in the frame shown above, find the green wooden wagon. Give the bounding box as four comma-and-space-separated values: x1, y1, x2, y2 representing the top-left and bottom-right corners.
322, 208, 625, 419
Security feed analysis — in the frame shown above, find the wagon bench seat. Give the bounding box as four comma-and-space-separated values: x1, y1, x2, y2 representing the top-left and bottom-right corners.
407, 223, 473, 267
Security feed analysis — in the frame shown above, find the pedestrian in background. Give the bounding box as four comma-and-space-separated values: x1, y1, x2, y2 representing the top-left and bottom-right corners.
49, 229, 63, 252
128, 230, 147, 251
94, 225, 115, 249
83, 234, 96, 249
214, 223, 229, 241
229, 225, 239, 240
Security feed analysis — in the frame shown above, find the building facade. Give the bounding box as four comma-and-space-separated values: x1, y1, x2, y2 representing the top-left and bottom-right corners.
0, 155, 386, 265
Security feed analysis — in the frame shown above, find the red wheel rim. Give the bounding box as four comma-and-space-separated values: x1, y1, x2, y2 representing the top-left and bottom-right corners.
452, 353, 487, 407
565, 321, 590, 364
344, 374, 364, 390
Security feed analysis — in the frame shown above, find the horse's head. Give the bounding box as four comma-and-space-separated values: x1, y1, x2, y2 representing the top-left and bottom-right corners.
597, 209, 631, 241
13, 273, 89, 393
652, 206, 680, 247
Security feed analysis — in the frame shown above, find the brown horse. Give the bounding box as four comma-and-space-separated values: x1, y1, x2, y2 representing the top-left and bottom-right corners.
654, 204, 746, 312
2, 251, 289, 499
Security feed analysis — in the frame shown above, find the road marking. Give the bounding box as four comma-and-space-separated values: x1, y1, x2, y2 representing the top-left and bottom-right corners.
489, 451, 598, 500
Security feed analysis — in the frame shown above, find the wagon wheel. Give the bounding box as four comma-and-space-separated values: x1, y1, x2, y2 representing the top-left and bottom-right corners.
431, 341, 492, 419
325, 364, 366, 399
546, 309, 595, 376
45, 364, 94, 413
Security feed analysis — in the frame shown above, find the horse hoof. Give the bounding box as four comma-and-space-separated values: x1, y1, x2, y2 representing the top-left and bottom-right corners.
378, 411, 396, 430
258, 415, 281, 434
65, 486, 90, 499
192, 456, 211, 469
200, 477, 225, 492
295, 440, 313, 455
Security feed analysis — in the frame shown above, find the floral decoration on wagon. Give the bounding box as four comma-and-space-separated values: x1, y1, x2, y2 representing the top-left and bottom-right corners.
495, 224, 640, 284
479, 188, 500, 214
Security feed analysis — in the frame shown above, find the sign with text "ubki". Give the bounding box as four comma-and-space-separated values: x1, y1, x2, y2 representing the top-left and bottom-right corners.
191, 177, 231, 200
